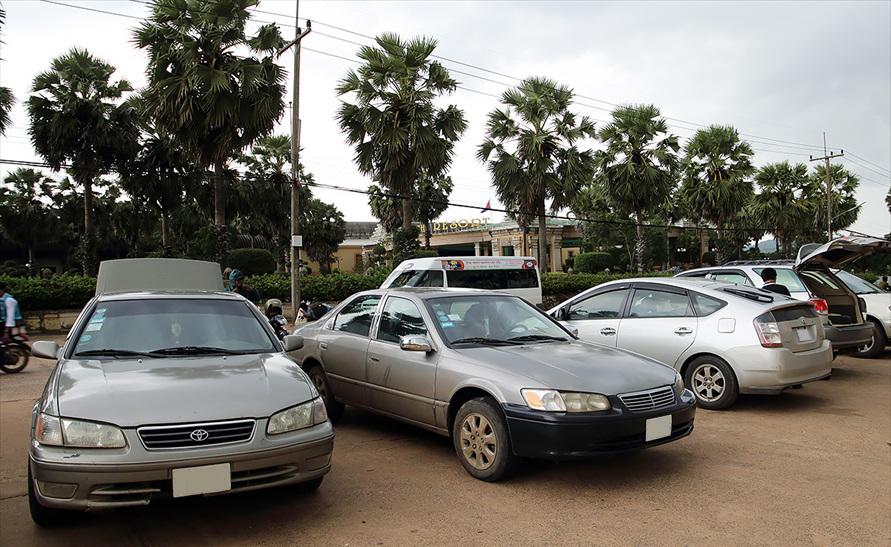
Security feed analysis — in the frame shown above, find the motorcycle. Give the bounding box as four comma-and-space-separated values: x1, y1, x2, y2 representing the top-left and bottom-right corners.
1, 332, 31, 374
297, 300, 332, 323
268, 314, 289, 340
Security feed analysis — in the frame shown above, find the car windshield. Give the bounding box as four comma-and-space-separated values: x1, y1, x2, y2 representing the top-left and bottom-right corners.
72, 298, 277, 358
426, 295, 569, 345
834, 270, 882, 294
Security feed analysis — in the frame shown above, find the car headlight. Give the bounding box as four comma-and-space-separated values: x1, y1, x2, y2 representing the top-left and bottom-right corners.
267, 398, 328, 435
521, 389, 610, 412
674, 372, 685, 394
34, 413, 126, 448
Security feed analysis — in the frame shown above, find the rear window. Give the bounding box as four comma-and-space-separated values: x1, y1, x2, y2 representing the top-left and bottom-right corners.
753, 268, 807, 293
798, 270, 842, 291
446, 269, 538, 290
388, 270, 444, 288
690, 293, 727, 316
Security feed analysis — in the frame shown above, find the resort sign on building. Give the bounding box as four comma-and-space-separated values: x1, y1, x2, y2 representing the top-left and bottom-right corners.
431, 218, 490, 234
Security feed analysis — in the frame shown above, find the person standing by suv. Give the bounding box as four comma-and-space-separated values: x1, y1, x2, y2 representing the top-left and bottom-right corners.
759, 268, 791, 296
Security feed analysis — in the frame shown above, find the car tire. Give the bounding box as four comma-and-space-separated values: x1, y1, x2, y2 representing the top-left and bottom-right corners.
306, 365, 344, 423
684, 356, 739, 410
853, 322, 887, 359
296, 477, 324, 493
28, 462, 72, 528
0, 345, 29, 373
452, 397, 517, 482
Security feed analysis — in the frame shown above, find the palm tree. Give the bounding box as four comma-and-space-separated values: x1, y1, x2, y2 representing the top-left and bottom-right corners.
752, 161, 815, 257
598, 105, 680, 273
336, 33, 467, 237
27, 48, 137, 275
478, 77, 596, 272
134, 0, 286, 257
679, 125, 755, 264
368, 171, 454, 247
0, 169, 58, 272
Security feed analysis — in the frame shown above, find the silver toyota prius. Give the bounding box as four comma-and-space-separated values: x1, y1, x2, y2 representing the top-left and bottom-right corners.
291, 288, 696, 482
27, 259, 333, 527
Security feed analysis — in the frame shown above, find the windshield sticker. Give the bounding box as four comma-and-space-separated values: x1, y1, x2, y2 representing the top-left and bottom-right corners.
79, 334, 92, 343
84, 323, 102, 332
440, 321, 455, 328
89, 308, 106, 323
447, 314, 461, 321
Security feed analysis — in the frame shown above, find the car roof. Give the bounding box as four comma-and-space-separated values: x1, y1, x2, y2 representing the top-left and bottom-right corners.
392, 256, 537, 268
96, 290, 245, 303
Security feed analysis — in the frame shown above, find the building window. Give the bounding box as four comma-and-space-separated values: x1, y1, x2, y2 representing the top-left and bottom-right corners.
502, 245, 514, 256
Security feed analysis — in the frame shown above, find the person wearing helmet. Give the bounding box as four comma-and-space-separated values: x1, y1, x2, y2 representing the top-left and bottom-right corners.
229, 269, 260, 304
264, 298, 288, 340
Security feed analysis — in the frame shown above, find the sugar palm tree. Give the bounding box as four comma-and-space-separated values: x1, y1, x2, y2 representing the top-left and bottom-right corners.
679, 125, 755, 264
478, 77, 596, 272
27, 48, 137, 275
598, 105, 680, 272
752, 161, 815, 257
134, 0, 286, 256
337, 33, 467, 237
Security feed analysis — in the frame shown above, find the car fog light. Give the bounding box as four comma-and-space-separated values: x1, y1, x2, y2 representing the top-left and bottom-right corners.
680, 389, 696, 404
37, 481, 77, 499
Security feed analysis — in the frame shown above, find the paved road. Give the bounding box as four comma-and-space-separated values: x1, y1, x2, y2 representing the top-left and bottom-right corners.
1, 337, 889, 546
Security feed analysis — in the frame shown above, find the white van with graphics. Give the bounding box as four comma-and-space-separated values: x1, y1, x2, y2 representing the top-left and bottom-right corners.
381, 256, 543, 304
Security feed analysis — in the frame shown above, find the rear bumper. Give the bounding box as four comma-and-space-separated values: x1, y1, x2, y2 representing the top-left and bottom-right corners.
30, 433, 334, 511
503, 396, 696, 460
732, 341, 834, 394
825, 323, 874, 350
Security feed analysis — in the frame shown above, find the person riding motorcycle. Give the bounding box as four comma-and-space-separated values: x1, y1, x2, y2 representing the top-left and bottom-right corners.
228, 269, 260, 304
264, 298, 288, 340
0, 281, 30, 373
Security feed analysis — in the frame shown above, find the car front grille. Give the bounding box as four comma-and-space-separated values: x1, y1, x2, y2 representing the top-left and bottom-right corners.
618, 386, 676, 413
137, 419, 255, 450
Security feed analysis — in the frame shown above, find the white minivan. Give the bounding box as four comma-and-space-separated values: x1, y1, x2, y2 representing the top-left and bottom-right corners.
380, 256, 543, 304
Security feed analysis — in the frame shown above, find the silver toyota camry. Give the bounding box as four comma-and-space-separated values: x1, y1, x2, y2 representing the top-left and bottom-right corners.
292, 288, 696, 482
27, 259, 333, 527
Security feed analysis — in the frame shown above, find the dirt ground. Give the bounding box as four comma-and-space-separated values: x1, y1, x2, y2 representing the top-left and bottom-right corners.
1, 335, 889, 546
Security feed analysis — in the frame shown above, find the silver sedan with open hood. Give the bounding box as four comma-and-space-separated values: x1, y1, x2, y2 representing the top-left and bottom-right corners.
291, 288, 696, 482
27, 259, 333, 527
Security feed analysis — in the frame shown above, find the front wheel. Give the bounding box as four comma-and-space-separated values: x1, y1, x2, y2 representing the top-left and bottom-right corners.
452, 397, 517, 482
1, 345, 29, 373
306, 365, 344, 423
853, 322, 887, 359
684, 356, 739, 410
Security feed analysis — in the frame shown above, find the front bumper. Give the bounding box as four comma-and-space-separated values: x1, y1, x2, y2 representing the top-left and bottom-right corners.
30, 425, 334, 511
825, 322, 874, 351
503, 396, 696, 460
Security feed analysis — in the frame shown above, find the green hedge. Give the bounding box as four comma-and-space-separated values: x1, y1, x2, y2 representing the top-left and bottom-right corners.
541, 272, 671, 299
0, 274, 96, 310
248, 271, 390, 302
572, 252, 615, 273
224, 248, 276, 276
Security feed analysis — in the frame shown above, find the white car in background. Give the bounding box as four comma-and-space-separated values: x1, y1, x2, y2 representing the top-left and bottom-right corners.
833, 270, 891, 358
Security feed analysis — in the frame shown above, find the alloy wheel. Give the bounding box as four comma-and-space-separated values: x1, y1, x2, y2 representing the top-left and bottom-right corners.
692, 363, 726, 402
459, 413, 497, 470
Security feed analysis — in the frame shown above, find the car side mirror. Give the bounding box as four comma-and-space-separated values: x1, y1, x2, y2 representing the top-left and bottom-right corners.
567, 326, 579, 337
282, 335, 304, 352
32, 341, 61, 360
400, 335, 433, 353
858, 297, 867, 313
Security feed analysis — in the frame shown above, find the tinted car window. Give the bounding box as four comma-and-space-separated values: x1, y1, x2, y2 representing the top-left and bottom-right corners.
628, 289, 691, 318
690, 293, 727, 316
835, 270, 882, 294
72, 299, 276, 355
446, 269, 538, 289
427, 295, 566, 344
568, 289, 629, 320
753, 268, 807, 293
798, 270, 841, 291
333, 295, 381, 337
377, 297, 428, 343
388, 270, 444, 288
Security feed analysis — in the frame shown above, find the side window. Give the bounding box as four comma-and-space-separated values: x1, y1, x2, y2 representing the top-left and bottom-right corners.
628, 289, 691, 318
568, 289, 629, 320
678, 271, 710, 278
754, 268, 807, 293
417, 270, 444, 287
377, 297, 428, 343
333, 295, 381, 337
690, 293, 727, 316
712, 272, 752, 286
388, 271, 416, 288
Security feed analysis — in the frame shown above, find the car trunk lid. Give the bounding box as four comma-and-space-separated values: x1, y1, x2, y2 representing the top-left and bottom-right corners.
766, 303, 824, 353
794, 237, 891, 271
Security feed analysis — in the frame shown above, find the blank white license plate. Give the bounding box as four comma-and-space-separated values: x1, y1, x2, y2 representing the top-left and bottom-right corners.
645, 415, 672, 442
172, 463, 231, 498
795, 327, 815, 343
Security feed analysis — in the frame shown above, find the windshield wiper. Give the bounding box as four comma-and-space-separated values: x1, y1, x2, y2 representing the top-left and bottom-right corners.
75, 349, 158, 359
450, 337, 521, 346
149, 346, 248, 356
507, 334, 568, 343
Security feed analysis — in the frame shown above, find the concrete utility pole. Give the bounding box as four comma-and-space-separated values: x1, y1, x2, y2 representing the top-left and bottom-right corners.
277, 2, 311, 319
809, 132, 844, 242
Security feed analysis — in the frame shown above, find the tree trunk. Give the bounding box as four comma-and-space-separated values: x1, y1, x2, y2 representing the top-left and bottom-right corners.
424, 221, 432, 248
714, 222, 724, 265
82, 178, 97, 276
634, 210, 644, 273
213, 163, 226, 227
697, 228, 704, 267
160, 207, 170, 255
538, 208, 548, 274
28, 246, 34, 275
401, 196, 413, 230
664, 229, 670, 270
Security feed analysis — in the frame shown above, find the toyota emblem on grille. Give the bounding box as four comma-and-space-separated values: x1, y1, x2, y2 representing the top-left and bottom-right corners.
190, 429, 209, 442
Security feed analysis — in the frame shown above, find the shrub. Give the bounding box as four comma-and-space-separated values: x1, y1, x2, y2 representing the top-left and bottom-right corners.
0, 274, 96, 310
247, 271, 391, 303
412, 249, 440, 259
224, 248, 276, 276
541, 271, 671, 301
573, 252, 615, 273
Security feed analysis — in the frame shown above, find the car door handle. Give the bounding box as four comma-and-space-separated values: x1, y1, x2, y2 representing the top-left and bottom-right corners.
319, 342, 328, 350
674, 327, 693, 335
369, 356, 380, 362
600, 327, 616, 336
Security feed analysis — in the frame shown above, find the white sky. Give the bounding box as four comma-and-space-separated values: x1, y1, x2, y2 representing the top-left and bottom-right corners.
2, 0, 890, 237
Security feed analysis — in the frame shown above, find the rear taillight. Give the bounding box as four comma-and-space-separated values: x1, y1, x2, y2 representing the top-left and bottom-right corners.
754, 312, 782, 348
810, 298, 829, 316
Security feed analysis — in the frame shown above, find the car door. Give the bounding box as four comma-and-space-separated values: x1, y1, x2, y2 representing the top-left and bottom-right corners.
366, 296, 438, 426
616, 283, 697, 367
560, 284, 631, 346
318, 294, 381, 405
